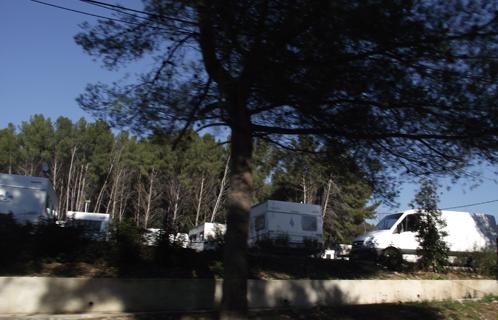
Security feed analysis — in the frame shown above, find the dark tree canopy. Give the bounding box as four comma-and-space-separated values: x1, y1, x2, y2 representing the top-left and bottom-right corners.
78, 0, 498, 176
75, 0, 498, 317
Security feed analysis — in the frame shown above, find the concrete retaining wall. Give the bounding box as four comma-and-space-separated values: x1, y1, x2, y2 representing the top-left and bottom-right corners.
0, 277, 496, 314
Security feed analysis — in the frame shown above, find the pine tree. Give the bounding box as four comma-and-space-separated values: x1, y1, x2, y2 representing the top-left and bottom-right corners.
411, 179, 449, 273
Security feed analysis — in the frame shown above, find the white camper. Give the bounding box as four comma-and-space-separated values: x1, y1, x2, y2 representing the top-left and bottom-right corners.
188, 222, 226, 252
0, 173, 58, 224
66, 211, 110, 239
351, 209, 497, 262
248, 200, 324, 251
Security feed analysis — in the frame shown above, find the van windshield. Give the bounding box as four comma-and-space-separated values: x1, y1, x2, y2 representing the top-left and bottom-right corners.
375, 213, 402, 230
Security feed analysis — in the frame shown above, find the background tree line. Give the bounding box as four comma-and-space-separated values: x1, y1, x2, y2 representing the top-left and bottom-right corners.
0, 114, 375, 243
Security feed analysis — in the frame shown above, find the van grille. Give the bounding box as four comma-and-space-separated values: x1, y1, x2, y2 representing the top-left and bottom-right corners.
352, 240, 364, 247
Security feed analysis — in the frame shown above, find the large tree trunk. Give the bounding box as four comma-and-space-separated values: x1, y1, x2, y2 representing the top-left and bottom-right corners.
221, 110, 253, 319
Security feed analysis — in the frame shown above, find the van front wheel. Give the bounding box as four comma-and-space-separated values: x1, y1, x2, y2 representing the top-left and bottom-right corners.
380, 247, 402, 270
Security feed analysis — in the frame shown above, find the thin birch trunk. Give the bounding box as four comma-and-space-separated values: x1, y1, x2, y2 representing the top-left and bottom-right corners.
322, 178, 333, 218
110, 168, 123, 219
52, 157, 58, 188
76, 164, 88, 211
144, 168, 156, 229
195, 174, 205, 226
172, 186, 180, 223
74, 164, 84, 211
70, 164, 82, 211
8, 153, 12, 174
118, 176, 127, 223
211, 155, 230, 222
136, 173, 142, 226
65, 146, 77, 217
302, 175, 307, 203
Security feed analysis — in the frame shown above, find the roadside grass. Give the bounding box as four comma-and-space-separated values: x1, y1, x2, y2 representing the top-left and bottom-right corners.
432, 295, 498, 320
41, 300, 496, 320
250, 299, 498, 320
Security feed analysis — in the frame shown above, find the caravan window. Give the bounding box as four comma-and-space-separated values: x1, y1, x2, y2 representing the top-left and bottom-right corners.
75, 220, 103, 233
255, 214, 265, 231
301, 216, 317, 231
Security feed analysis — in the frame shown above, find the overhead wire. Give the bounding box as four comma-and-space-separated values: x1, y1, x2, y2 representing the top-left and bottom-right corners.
29, 0, 196, 35
30, 0, 143, 26
80, 0, 196, 25
376, 198, 498, 215
440, 198, 498, 210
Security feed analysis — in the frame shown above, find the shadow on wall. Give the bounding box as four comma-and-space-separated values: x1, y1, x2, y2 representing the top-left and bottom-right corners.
0, 277, 218, 314
0, 277, 453, 320
248, 280, 446, 320
249, 279, 357, 309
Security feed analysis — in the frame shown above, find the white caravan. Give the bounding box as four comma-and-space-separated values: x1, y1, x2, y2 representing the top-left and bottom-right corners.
351, 209, 497, 262
0, 173, 58, 224
66, 211, 110, 239
188, 222, 226, 252
248, 200, 324, 251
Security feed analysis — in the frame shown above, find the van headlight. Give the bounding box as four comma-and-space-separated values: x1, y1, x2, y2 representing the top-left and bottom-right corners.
364, 237, 376, 248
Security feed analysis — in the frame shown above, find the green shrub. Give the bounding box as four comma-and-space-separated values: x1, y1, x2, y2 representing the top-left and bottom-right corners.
467, 249, 497, 277
303, 237, 322, 253
109, 221, 144, 264
32, 221, 88, 260
411, 179, 449, 273
0, 214, 31, 266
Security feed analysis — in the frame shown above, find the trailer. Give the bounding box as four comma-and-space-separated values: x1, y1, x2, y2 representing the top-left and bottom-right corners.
0, 173, 58, 224
66, 211, 110, 239
188, 222, 226, 252
248, 200, 324, 252
143, 228, 189, 247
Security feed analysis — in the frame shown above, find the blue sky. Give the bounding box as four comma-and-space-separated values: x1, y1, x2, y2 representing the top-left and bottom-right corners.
1, 0, 498, 221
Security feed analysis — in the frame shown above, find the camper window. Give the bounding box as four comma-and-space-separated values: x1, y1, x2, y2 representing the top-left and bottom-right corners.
75, 220, 102, 233
302, 216, 317, 231
255, 215, 265, 231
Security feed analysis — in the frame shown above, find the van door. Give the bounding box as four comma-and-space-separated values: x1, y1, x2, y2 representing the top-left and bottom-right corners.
391, 214, 419, 254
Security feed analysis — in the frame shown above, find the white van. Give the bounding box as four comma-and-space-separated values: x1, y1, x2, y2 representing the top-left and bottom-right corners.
351, 209, 497, 263
248, 200, 324, 252
0, 173, 58, 224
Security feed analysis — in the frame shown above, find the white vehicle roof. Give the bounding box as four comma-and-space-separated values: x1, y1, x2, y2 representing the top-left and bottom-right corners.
188, 222, 226, 236
67, 211, 110, 221
0, 173, 53, 190
252, 200, 321, 216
